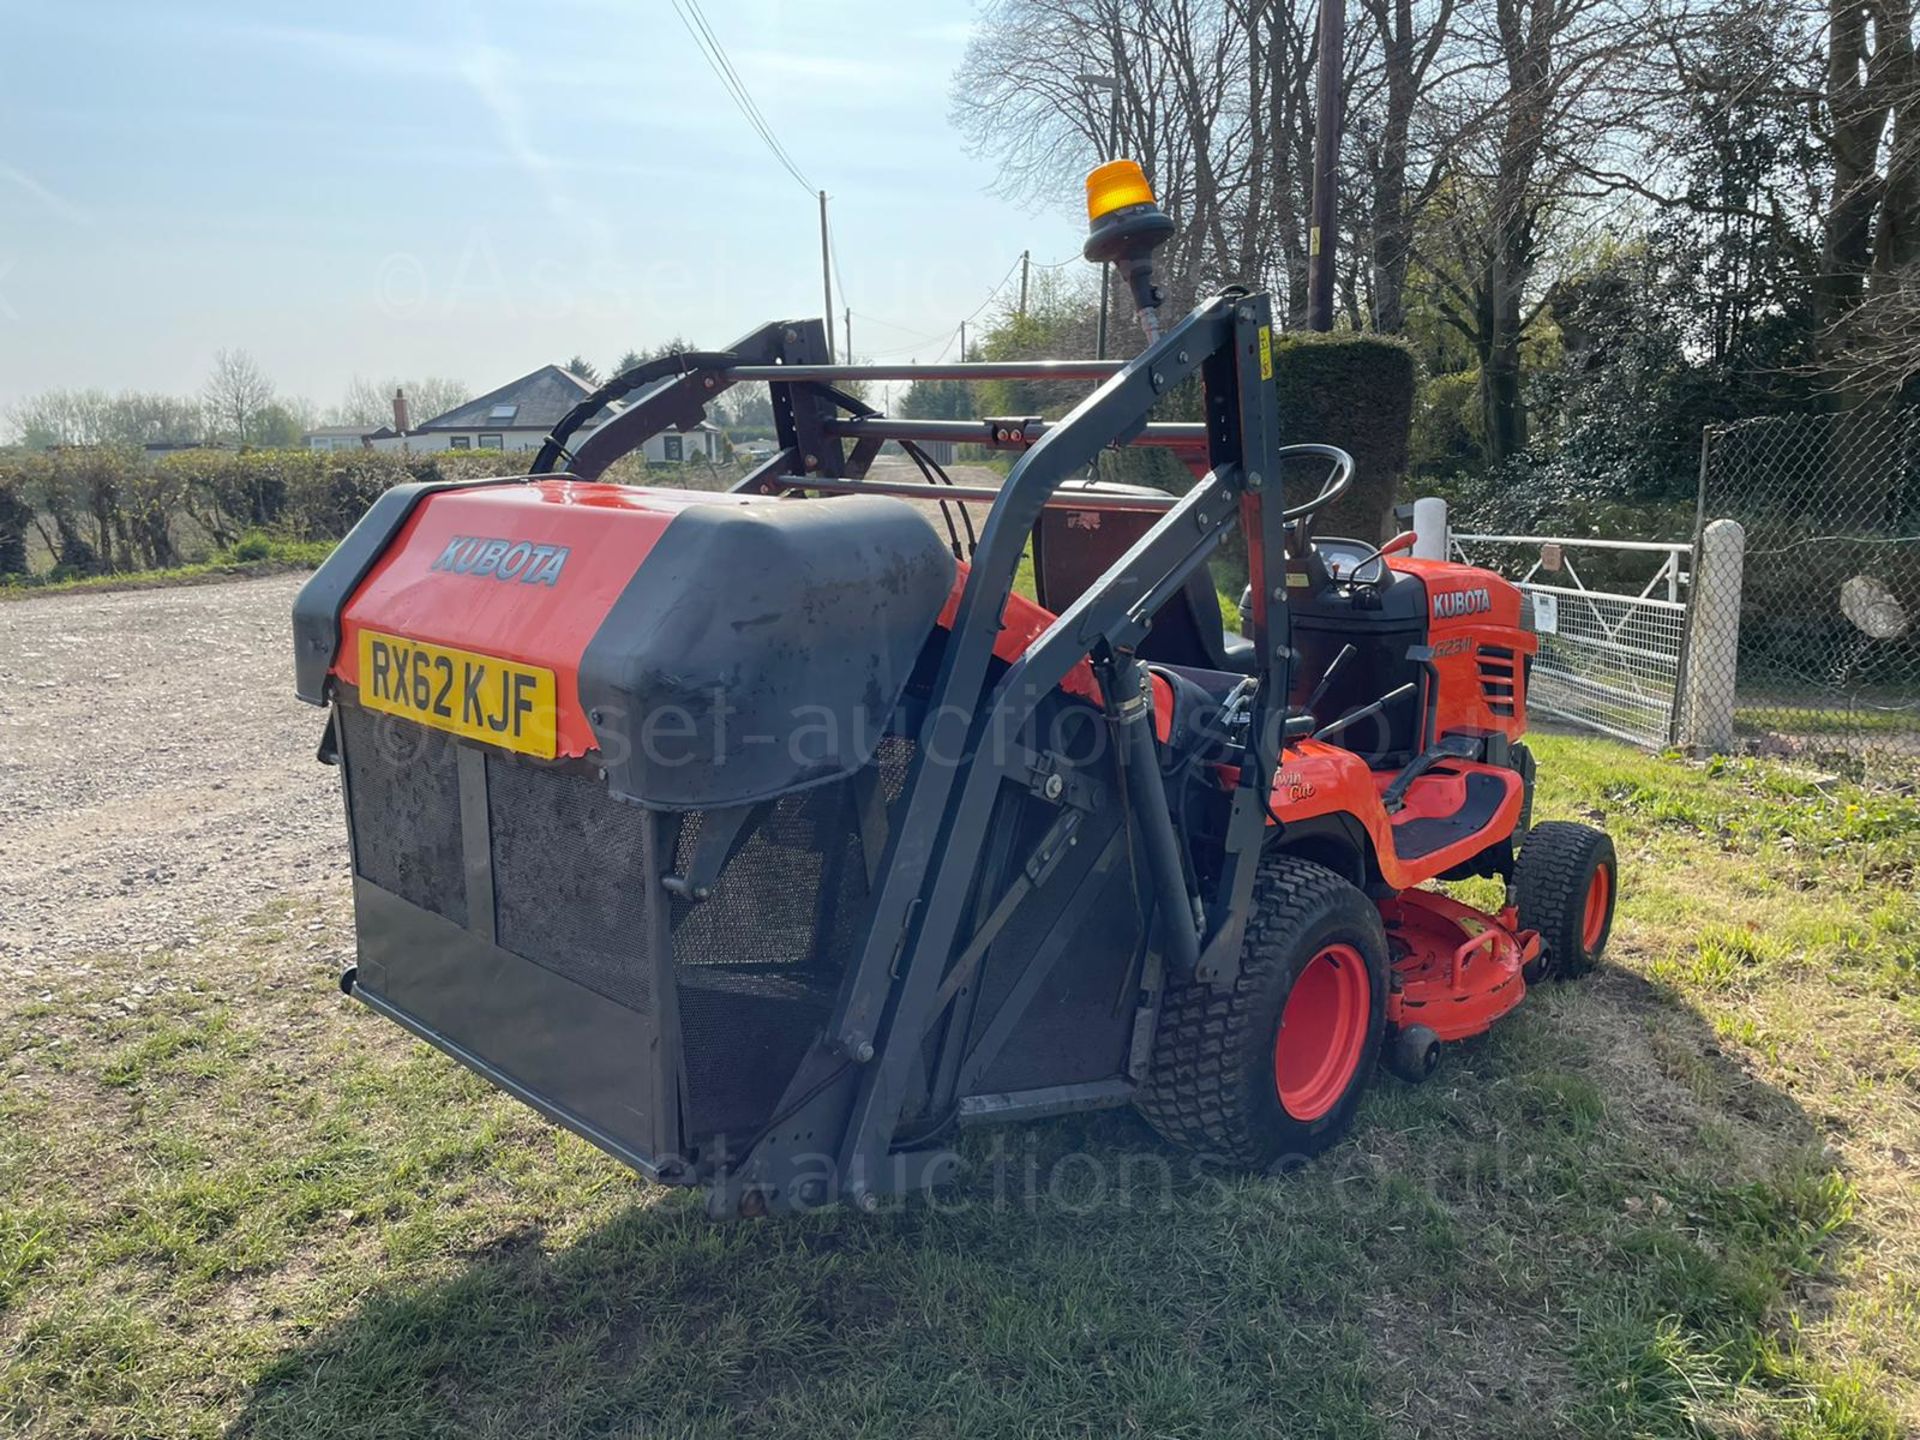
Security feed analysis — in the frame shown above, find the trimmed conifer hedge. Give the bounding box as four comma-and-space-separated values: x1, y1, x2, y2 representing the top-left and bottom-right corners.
1271, 333, 1416, 541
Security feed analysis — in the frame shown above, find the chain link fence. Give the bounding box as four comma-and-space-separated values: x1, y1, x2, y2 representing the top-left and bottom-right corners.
1695, 410, 1920, 785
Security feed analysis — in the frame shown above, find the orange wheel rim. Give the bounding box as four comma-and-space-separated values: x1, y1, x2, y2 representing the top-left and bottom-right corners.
1581, 865, 1611, 951
1273, 944, 1371, 1122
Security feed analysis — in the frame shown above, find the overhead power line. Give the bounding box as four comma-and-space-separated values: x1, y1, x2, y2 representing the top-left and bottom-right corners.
862, 252, 1045, 364
852, 311, 954, 344
672, 0, 814, 196
866, 328, 958, 359
957, 255, 1026, 327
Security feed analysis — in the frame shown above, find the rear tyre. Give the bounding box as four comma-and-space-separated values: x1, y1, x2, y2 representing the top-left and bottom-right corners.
1137, 856, 1388, 1170
1515, 821, 1616, 980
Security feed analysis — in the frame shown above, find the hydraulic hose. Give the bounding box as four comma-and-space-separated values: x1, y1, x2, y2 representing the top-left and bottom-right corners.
530, 350, 741, 477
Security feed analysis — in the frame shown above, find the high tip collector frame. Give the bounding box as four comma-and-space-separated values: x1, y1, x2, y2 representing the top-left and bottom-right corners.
521, 289, 1337, 1215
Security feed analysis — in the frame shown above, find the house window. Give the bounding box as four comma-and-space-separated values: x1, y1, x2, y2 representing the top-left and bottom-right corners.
488, 403, 518, 422
477, 434, 503, 450
449, 435, 471, 450
662, 434, 683, 462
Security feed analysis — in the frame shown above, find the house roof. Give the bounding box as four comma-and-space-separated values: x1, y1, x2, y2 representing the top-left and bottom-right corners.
415, 365, 620, 432
305, 424, 389, 439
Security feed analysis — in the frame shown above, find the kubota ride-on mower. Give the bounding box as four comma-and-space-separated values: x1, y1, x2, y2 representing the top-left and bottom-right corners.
294, 162, 1617, 1215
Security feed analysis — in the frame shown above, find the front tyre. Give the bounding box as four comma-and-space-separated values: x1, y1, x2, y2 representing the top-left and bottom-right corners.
1515, 820, 1617, 980
1137, 856, 1388, 1170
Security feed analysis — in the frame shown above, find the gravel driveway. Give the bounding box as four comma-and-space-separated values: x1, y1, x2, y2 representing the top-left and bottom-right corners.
0, 467, 1008, 979
0, 574, 344, 976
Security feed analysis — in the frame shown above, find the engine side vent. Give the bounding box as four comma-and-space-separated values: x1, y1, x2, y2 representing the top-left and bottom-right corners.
1478, 644, 1517, 718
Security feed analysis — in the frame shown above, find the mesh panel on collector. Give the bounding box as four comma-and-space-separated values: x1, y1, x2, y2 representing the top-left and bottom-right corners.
487, 755, 659, 1015
966, 805, 1142, 1094
668, 737, 915, 1141
340, 703, 467, 928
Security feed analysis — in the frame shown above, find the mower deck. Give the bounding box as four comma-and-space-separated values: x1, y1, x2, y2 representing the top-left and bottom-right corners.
1378, 889, 1537, 1041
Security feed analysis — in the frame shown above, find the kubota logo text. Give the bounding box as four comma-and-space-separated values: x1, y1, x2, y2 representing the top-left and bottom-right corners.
1432, 587, 1491, 619
431, 535, 569, 586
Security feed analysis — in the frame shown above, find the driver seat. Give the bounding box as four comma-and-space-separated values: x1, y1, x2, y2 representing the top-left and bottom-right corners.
1143, 572, 1255, 673
1031, 485, 1255, 673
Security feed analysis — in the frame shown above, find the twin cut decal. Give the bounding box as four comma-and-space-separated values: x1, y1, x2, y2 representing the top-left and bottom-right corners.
431, 535, 570, 586
1433, 586, 1492, 619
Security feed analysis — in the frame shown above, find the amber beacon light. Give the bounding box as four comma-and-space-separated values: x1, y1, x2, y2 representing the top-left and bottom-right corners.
1083, 159, 1177, 339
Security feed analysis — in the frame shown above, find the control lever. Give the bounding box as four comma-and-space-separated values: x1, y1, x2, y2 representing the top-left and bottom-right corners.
1184, 675, 1258, 755
1274, 643, 1357, 749
1341, 528, 1418, 583
1217, 675, 1258, 725
1380, 733, 1483, 813
1312, 682, 1419, 742
1303, 643, 1355, 715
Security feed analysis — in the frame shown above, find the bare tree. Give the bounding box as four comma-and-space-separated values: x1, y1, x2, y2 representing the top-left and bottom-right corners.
1806, 0, 1920, 396
3, 389, 205, 449
1356, 0, 1459, 330
5, 389, 112, 448
954, 0, 1338, 323
329, 376, 469, 428
1415, 0, 1659, 460
953, 0, 1478, 332
202, 349, 276, 446
103, 392, 207, 447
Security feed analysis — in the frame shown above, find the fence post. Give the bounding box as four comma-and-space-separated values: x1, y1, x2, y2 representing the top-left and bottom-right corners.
1411, 496, 1447, 559
1678, 518, 1745, 753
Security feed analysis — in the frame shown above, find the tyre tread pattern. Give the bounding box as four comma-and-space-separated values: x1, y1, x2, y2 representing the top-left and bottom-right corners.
1514, 820, 1614, 979
1137, 856, 1383, 1168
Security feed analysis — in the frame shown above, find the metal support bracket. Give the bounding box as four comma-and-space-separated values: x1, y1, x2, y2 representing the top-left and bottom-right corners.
660, 802, 767, 902
1017, 745, 1103, 811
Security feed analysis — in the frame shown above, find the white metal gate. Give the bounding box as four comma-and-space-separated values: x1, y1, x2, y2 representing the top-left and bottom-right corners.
1450, 533, 1693, 749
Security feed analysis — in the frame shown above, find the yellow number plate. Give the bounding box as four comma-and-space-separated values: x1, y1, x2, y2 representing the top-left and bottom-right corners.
357, 630, 557, 759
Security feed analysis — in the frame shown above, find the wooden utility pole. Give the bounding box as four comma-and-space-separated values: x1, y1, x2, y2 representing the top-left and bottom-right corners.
1307, 0, 1343, 331
959, 320, 968, 361
1019, 250, 1030, 317
844, 307, 852, 364
819, 190, 837, 361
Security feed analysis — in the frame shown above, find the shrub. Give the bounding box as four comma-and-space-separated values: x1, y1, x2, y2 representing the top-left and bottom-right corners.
0, 473, 31, 577
0, 444, 674, 581
226, 531, 275, 562
1271, 333, 1417, 540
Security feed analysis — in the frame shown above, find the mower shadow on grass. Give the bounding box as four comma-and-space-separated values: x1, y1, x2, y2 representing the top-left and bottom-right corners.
226, 966, 1873, 1440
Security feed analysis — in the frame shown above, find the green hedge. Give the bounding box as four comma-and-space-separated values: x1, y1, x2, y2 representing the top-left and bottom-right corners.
1271, 333, 1416, 541
0, 446, 653, 582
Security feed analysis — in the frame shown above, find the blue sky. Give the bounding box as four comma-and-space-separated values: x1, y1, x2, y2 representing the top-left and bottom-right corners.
0, 0, 1088, 415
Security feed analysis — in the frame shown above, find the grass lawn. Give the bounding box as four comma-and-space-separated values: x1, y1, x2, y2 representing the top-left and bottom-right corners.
3, 735, 1917, 1437
0, 534, 336, 600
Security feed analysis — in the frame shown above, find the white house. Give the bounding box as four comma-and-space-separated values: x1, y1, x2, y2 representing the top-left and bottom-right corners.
640, 422, 722, 464
305, 424, 394, 453
370, 366, 721, 463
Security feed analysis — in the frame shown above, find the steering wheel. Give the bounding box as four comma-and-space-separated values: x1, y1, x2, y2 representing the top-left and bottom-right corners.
1274, 443, 1355, 556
